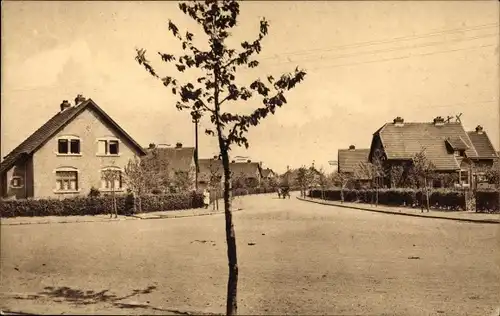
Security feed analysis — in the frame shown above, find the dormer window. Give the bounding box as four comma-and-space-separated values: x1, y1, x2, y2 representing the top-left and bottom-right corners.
97, 138, 120, 156
57, 136, 81, 155
453, 150, 465, 157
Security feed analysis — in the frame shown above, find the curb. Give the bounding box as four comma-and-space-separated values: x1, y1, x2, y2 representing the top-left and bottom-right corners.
297, 197, 500, 224
1, 208, 244, 226
0, 217, 137, 226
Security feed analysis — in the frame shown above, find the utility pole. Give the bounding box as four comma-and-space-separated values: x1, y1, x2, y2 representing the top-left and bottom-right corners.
193, 112, 201, 191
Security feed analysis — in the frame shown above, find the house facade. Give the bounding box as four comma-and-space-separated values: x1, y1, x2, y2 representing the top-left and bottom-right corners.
368, 116, 498, 188
230, 160, 262, 188
142, 143, 196, 193
337, 145, 372, 188
197, 157, 223, 191
0, 95, 146, 199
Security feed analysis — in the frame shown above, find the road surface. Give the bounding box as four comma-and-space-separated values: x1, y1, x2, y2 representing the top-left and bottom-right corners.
1, 193, 499, 315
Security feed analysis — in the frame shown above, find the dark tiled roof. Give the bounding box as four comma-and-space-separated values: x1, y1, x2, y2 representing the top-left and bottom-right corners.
0, 99, 146, 174
230, 162, 261, 179
145, 147, 195, 173
466, 131, 498, 159
338, 148, 371, 179
445, 136, 469, 151
374, 122, 478, 171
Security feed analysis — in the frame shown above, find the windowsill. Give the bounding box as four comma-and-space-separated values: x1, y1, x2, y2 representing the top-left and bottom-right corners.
53, 190, 81, 194
10, 186, 24, 189
56, 153, 82, 157
96, 154, 121, 157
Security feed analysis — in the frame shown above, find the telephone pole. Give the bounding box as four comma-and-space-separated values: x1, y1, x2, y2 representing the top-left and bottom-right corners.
192, 112, 201, 191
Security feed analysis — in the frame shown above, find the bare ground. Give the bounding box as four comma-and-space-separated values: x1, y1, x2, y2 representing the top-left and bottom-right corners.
1, 193, 499, 315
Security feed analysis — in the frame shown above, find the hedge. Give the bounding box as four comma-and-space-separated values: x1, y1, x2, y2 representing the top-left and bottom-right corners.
0, 192, 203, 218
309, 188, 467, 211
310, 188, 500, 212
475, 190, 500, 213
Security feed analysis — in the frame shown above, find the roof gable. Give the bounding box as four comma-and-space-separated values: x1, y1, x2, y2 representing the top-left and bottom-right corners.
338, 148, 371, 179
146, 147, 195, 172
466, 131, 498, 159
230, 162, 261, 178
1, 98, 146, 173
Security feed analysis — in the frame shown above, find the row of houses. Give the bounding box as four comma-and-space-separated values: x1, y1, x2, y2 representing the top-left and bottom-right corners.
0, 95, 277, 200
337, 116, 499, 189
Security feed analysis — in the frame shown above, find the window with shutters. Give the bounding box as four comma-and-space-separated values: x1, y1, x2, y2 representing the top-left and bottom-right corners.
57, 136, 81, 155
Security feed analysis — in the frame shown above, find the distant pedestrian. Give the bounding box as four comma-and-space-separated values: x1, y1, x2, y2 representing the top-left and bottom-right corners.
203, 189, 210, 209
277, 187, 282, 199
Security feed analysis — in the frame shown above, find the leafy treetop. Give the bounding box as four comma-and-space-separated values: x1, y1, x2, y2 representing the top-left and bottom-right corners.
135, 0, 306, 152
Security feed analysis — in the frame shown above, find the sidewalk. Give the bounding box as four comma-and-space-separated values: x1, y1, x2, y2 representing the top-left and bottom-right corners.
0, 201, 244, 226
298, 197, 500, 224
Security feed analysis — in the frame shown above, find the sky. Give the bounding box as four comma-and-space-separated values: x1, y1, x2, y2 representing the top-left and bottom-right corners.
1, 1, 499, 174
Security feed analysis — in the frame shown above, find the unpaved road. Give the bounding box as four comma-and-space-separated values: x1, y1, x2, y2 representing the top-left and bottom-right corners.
1, 193, 499, 315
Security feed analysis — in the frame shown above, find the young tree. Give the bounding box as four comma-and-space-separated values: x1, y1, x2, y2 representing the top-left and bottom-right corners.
410, 149, 435, 212
101, 168, 121, 218
330, 171, 352, 203
296, 167, 310, 198
316, 167, 329, 200
358, 149, 386, 206
173, 169, 195, 192
134, 1, 306, 314
124, 156, 147, 213
142, 147, 170, 194
208, 160, 223, 210
389, 165, 404, 188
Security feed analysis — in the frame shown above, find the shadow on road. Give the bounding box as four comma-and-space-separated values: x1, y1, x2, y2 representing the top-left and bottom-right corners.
40, 285, 157, 305
6, 285, 211, 315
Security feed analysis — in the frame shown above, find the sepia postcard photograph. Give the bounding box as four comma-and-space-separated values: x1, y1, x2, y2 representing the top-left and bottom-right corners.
1, 0, 499, 315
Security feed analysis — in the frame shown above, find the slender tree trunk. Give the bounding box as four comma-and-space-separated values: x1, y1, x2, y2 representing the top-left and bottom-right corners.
424, 178, 430, 212
214, 65, 238, 316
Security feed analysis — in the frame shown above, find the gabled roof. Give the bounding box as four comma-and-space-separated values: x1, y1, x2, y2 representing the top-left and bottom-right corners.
0, 99, 147, 174
338, 148, 371, 179
230, 161, 261, 179
261, 168, 276, 178
466, 131, 498, 159
145, 147, 195, 173
372, 121, 478, 171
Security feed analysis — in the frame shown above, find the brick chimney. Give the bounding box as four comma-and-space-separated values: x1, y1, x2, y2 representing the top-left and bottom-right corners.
60, 100, 71, 112
475, 125, 484, 134
74, 94, 86, 105
433, 116, 445, 126
393, 116, 404, 127
175, 142, 182, 148
348, 145, 355, 150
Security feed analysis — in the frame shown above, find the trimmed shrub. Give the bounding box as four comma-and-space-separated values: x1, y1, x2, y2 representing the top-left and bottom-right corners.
476, 190, 500, 213
0, 191, 204, 218
309, 188, 467, 211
